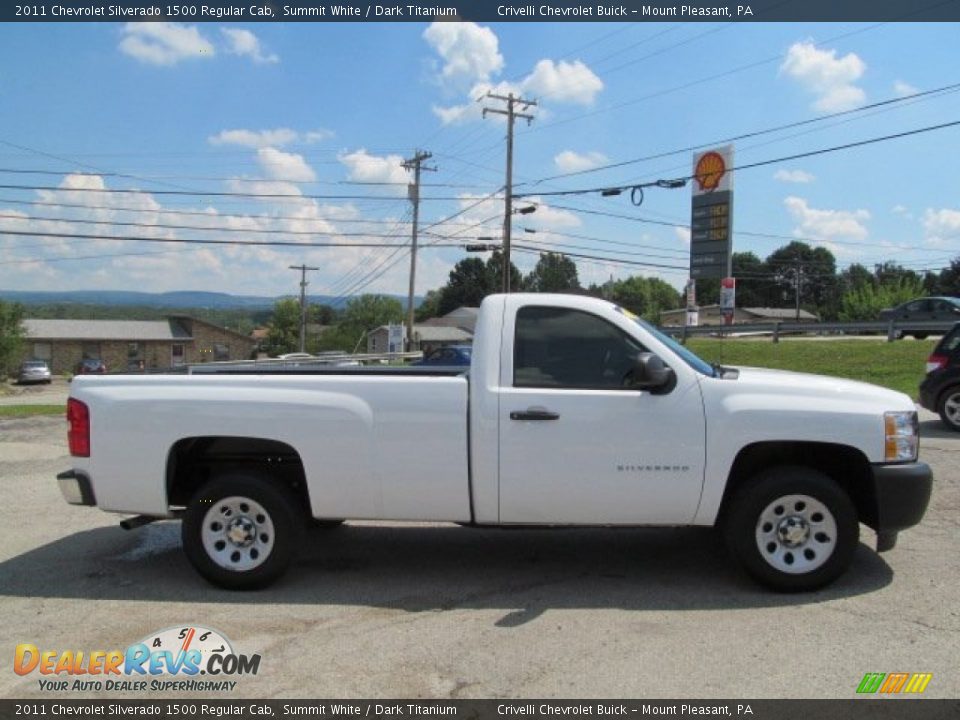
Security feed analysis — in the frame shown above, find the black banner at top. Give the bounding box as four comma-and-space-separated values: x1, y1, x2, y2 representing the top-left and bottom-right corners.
4, 0, 960, 23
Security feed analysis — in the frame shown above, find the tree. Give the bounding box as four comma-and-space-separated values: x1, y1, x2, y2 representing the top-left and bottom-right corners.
609, 276, 682, 322
838, 276, 925, 321
693, 252, 771, 308
314, 294, 404, 353
414, 289, 443, 322
266, 298, 301, 356
524, 252, 580, 293
0, 300, 25, 379
437, 257, 496, 315
486, 250, 522, 295
310, 303, 338, 326
765, 241, 837, 311
933, 256, 960, 296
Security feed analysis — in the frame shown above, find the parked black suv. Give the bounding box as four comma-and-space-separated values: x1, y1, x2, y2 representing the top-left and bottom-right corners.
919, 322, 960, 431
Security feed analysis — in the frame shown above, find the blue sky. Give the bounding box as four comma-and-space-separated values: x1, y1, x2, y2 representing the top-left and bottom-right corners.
0, 20, 958, 301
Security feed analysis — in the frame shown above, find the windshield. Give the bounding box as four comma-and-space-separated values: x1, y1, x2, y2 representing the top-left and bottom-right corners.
615, 307, 716, 377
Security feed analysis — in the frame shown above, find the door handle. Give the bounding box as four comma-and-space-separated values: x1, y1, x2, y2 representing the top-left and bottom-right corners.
510, 409, 560, 421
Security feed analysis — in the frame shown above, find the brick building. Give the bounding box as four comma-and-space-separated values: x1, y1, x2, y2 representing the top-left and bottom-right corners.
21, 316, 257, 374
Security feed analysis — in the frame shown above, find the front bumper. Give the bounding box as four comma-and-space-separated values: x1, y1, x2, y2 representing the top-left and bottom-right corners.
866, 462, 932, 551
57, 470, 96, 506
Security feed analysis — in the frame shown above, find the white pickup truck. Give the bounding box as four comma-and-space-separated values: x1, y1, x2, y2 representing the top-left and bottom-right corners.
58, 293, 932, 592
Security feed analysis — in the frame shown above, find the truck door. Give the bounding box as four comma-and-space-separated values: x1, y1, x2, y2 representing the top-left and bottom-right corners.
497, 305, 706, 525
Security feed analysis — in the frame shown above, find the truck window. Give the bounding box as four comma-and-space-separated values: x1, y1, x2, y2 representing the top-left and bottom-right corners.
514, 306, 645, 389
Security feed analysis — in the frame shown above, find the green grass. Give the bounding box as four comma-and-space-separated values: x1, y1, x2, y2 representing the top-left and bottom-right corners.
686, 338, 936, 398
0, 404, 65, 417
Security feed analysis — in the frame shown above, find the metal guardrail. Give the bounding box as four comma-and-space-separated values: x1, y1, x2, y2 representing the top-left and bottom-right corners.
663, 319, 958, 343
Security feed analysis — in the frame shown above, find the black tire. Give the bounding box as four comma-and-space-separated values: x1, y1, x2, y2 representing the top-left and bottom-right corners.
912, 333, 929, 340
937, 385, 960, 432
182, 473, 304, 590
723, 466, 859, 592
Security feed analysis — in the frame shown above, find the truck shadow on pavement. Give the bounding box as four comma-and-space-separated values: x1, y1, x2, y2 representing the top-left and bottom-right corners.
919, 418, 958, 440
0, 521, 894, 622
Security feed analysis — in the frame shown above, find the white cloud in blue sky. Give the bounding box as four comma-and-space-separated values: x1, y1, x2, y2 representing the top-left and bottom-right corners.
780, 40, 866, 112
774, 169, 816, 184
554, 151, 610, 173
221, 28, 279, 65
119, 23, 215, 66
1, 22, 958, 296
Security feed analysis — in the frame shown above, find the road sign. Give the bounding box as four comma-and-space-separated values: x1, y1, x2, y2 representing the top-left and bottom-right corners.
720, 277, 736, 325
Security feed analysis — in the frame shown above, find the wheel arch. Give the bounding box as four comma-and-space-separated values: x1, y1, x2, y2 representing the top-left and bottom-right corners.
166, 436, 311, 514
717, 441, 875, 527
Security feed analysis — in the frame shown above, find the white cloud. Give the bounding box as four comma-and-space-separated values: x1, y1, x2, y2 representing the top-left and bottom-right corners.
433, 61, 603, 125
774, 169, 815, 184
784, 196, 870, 244
338, 149, 410, 195
554, 151, 610, 174
516, 197, 581, 230
256, 147, 316, 182
523, 60, 603, 105
221, 28, 279, 65
427, 23, 604, 125
922, 208, 960, 246
674, 227, 691, 247
119, 23, 215, 66
423, 22, 504, 87
208, 128, 332, 148
780, 41, 866, 112
893, 80, 919, 97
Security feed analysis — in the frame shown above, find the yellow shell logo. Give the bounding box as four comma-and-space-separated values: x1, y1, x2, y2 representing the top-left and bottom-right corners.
695, 151, 726, 192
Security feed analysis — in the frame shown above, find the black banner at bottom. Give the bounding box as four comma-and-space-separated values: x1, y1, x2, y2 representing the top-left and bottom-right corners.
1, 700, 959, 720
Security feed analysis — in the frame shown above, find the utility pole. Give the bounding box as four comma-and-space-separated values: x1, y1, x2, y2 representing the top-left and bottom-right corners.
289, 264, 319, 353
402, 150, 436, 351
483, 92, 536, 293
793, 259, 804, 322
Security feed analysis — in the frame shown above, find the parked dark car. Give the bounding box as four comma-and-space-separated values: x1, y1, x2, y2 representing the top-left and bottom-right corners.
17, 360, 52, 384
412, 345, 472, 366
76, 358, 107, 374
880, 296, 960, 339
919, 322, 960, 431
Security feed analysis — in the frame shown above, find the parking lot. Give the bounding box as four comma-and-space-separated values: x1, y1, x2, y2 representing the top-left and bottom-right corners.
0, 411, 957, 699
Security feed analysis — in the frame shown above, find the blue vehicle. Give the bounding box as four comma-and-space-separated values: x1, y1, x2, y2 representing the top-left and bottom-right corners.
413, 345, 472, 366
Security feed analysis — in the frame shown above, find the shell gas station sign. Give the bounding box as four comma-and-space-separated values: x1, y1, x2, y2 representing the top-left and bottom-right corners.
689, 145, 734, 280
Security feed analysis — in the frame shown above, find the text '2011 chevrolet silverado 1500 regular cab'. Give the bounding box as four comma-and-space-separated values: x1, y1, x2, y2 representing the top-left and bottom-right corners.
58, 294, 932, 591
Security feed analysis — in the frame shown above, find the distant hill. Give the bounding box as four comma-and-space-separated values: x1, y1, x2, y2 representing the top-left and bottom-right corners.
0, 290, 417, 310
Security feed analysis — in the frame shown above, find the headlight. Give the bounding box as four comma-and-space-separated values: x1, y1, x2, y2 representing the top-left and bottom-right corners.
884, 411, 919, 462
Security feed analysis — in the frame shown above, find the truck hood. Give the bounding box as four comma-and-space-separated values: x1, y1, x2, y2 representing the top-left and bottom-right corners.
722, 365, 915, 412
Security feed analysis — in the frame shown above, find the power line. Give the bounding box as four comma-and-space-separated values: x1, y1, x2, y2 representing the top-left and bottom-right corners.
529, 80, 960, 185
0, 196, 488, 229
0, 228, 471, 250
0, 183, 491, 203
0, 212, 423, 239
0, 167, 490, 190
518, 118, 960, 200
540, 201, 958, 255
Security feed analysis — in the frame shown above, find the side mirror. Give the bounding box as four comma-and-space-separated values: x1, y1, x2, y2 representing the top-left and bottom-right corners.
628, 352, 675, 393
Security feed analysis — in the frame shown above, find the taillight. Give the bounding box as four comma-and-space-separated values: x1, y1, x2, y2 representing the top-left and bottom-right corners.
926, 354, 947, 374
67, 398, 90, 457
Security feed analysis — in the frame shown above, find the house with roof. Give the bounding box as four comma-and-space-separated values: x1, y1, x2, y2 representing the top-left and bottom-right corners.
21, 315, 257, 374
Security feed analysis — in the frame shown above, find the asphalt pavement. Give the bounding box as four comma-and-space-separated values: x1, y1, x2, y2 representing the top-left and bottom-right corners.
0, 412, 957, 699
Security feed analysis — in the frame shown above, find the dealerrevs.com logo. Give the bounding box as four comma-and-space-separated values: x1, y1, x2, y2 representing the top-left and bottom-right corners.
14, 625, 260, 692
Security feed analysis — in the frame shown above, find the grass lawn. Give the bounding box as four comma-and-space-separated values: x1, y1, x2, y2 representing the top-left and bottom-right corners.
0, 404, 65, 417
686, 338, 936, 398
